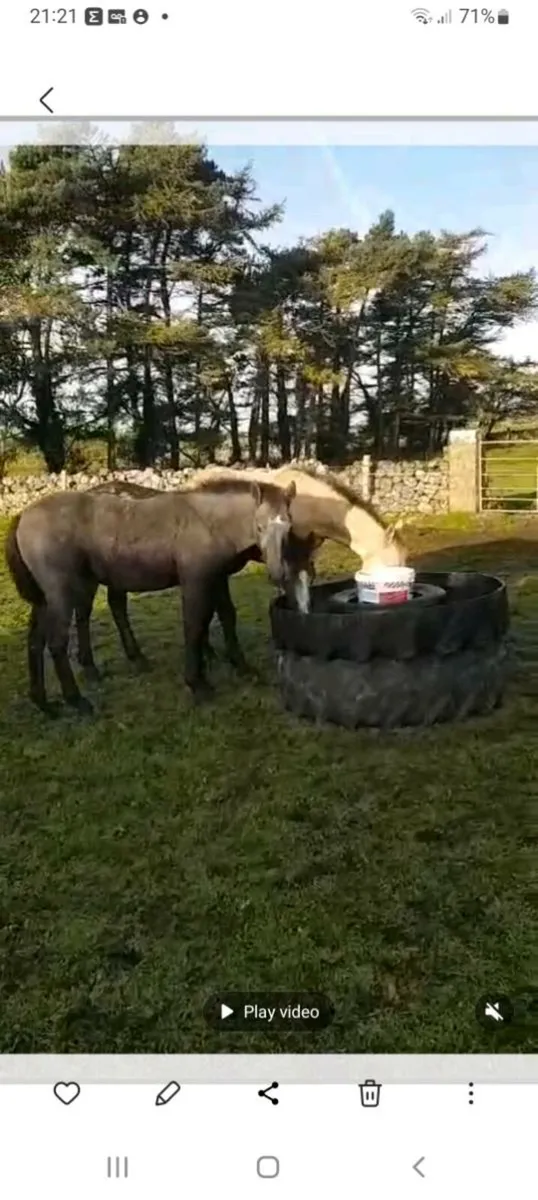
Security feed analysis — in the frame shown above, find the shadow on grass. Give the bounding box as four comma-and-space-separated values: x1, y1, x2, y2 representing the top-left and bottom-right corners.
0, 538, 537, 1054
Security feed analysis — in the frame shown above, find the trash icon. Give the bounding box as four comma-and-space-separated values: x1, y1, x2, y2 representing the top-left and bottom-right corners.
359, 1079, 381, 1107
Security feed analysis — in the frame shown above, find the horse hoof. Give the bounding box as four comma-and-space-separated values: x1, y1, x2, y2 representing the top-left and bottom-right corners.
81, 664, 102, 683
69, 695, 94, 716
33, 699, 63, 719
232, 658, 252, 677
132, 655, 152, 673
190, 681, 215, 705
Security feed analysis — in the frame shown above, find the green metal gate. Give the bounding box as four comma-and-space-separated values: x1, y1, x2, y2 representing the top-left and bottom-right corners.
480, 438, 538, 512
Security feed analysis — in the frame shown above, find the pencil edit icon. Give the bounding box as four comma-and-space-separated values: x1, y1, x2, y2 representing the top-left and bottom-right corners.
155, 1081, 181, 1106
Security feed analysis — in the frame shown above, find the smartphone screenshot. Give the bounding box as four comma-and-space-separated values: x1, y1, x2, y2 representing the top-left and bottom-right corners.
0, 2, 536, 1195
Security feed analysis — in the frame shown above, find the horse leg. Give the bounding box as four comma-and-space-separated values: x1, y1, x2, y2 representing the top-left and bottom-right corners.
75, 582, 102, 681
212, 575, 250, 675
107, 587, 150, 671
44, 591, 93, 715
27, 603, 62, 716
182, 579, 215, 703
202, 635, 218, 665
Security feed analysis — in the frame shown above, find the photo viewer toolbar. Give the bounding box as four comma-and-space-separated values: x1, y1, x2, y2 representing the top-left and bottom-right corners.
0, 1083, 535, 1197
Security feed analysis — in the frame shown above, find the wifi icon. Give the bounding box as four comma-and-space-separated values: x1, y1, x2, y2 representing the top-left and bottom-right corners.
411, 7, 432, 20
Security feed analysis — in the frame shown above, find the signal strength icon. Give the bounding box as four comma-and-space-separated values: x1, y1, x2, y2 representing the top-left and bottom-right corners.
411, 7, 432, 21
438, 8, 452, 20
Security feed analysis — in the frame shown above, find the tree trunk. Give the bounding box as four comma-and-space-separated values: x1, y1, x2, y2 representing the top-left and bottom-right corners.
105, 270, 116, 471
305, 383, 318, 459
294, 368, 306, 457
327, 317, 346, 462
168, 416, 180, 469
255, 352, 270, 463
125, 346, 140, 428
28, 319, 65, 471
139, 349, 156, 466
135, 236, 159, 466
226, 382, 242, 461
120, 233, 140, 459
275, 363, 291, 460
248, 393, 259, 461
194, 286, 204, 446
315, 383, 327, 459
340, 379, 351, 461
159, 249, 180, 468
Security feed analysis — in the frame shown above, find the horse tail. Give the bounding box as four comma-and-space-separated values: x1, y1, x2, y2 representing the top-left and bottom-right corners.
4, 514, 44, 606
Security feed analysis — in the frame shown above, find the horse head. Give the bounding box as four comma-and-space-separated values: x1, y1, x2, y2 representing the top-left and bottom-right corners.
250, 480, 315, 610
360, 516, 408, 574
282, 529, 320, 613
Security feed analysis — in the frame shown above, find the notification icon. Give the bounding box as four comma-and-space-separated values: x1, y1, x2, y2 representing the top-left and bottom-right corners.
85, 6, 104, 22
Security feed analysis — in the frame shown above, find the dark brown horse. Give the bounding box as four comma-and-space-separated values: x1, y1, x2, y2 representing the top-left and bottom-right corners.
76, 478, 317, 680
5, 477, 299, 715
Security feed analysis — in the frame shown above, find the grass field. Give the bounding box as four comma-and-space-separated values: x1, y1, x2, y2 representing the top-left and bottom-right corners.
0, 513, 537, 1054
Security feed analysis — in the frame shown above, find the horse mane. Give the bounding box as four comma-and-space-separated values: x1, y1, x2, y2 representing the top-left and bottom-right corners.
195, 473, 284, 504
295, 465, 390, 528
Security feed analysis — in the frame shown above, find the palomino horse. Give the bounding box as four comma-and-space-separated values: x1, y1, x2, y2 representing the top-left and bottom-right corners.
192, 464, 407, 570
67, 478, 318, 679
4, 477, 298, 715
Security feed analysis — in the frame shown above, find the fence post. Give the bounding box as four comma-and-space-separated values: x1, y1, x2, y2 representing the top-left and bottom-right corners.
59, 469, 67, 490
448, 428, 479, 513
360, 454, 372, 501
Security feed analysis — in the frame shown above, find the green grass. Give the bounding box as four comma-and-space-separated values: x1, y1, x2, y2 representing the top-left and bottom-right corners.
3, 439, 123, 477
0, 513, 537, 1053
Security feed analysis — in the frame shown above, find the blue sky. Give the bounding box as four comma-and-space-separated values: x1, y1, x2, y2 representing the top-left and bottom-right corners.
209, 145, 538, 358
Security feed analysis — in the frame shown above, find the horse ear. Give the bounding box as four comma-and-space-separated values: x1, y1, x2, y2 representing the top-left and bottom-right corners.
284, 480, 296, 502
250, 481, 262, 506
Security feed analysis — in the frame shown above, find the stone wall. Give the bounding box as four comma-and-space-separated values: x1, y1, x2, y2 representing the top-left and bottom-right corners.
0, 454, 449, 516
368, 457, 447, 514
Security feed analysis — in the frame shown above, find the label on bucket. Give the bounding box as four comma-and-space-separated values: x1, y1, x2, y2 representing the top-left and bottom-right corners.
377, 588, 409, 604
357, 581, 411, 604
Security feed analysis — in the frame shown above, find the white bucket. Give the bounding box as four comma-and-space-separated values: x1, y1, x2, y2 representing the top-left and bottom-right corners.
355, 566, 416, 605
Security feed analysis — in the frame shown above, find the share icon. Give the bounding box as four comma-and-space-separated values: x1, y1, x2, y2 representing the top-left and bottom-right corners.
258, 1082, 279, 1104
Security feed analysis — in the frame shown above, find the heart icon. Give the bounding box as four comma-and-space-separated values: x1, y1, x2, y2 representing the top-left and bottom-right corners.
53, 1081, 81, 1105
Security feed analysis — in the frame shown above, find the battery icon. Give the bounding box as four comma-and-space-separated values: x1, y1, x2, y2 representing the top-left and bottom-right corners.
497, 9, 509, 21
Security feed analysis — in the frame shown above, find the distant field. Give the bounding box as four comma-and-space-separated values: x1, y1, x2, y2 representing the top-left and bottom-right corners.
3, 441, 118, 477
481, 441, 538, 511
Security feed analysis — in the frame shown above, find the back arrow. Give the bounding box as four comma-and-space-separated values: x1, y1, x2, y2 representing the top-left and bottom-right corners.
413, 1157, 425, 1178
40, 88, 54, 113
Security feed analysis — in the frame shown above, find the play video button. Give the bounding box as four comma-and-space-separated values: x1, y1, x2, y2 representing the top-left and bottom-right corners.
204, 991, 334, 1030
